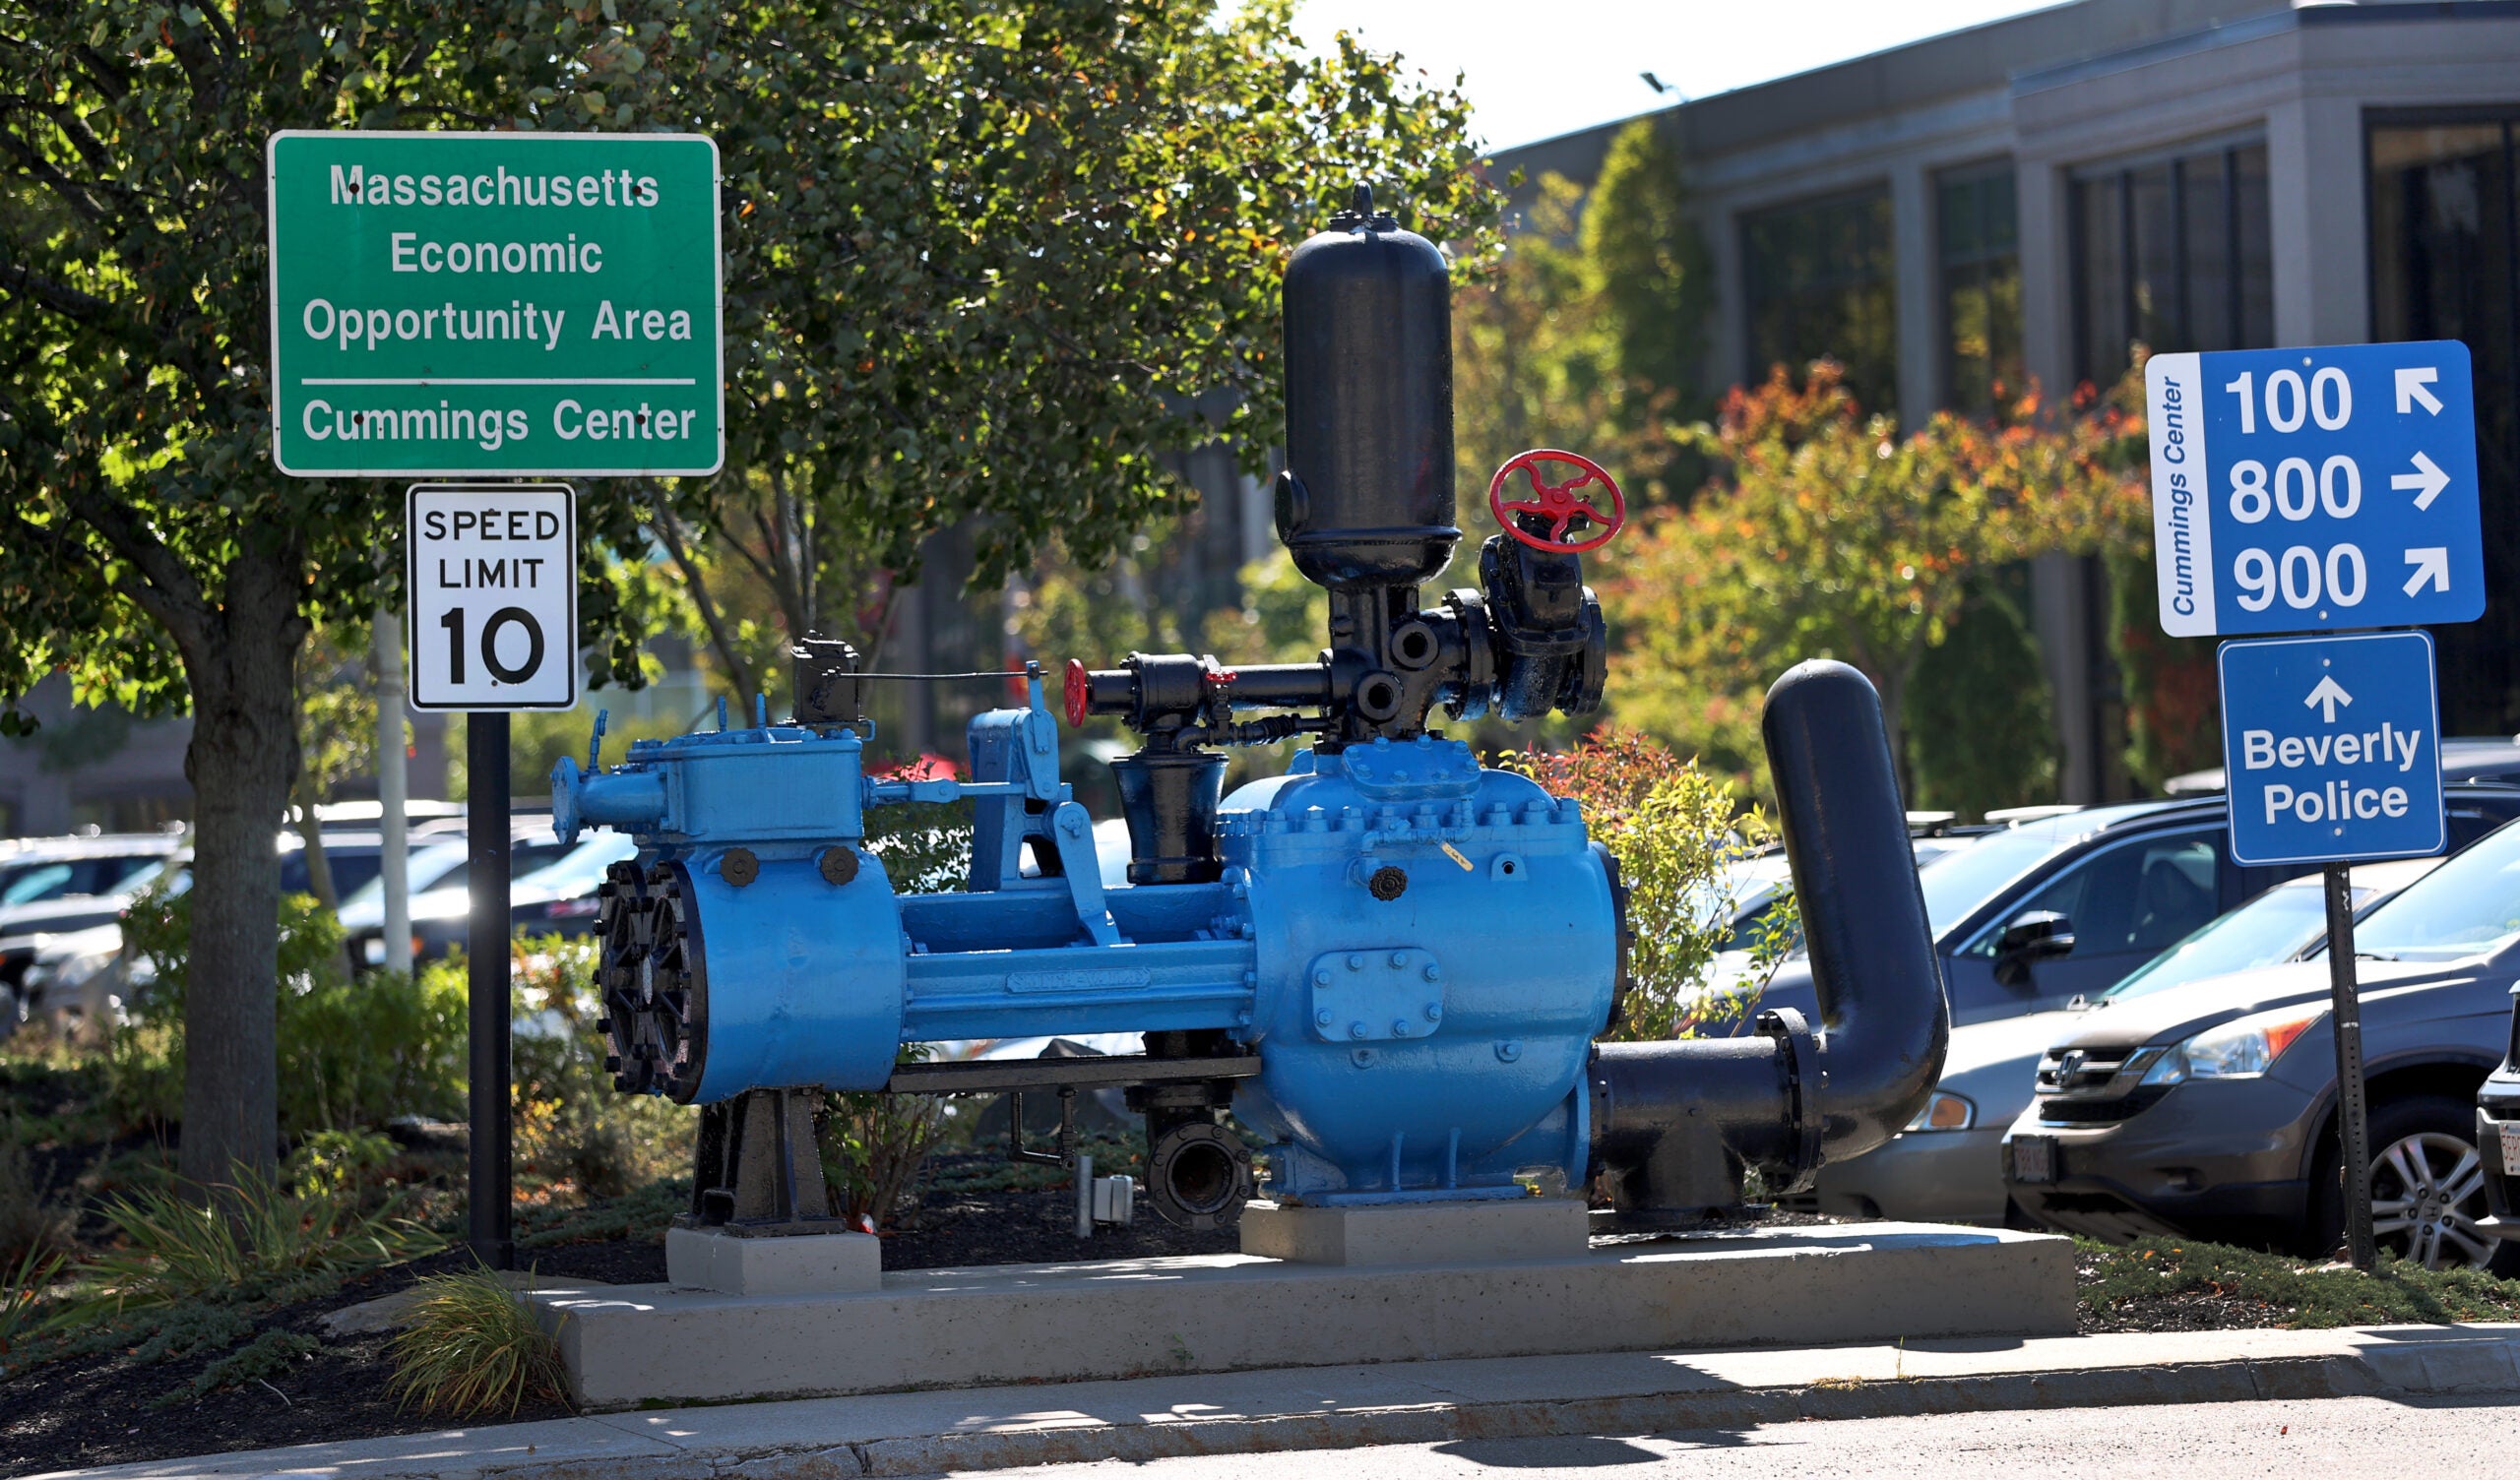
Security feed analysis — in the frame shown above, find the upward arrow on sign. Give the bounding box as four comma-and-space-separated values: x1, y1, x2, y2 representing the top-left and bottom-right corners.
2396, 365, 2443, 415
2303, 675, 2355, 723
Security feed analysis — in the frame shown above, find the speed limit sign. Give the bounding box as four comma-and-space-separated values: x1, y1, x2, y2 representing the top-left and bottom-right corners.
407, 483, 578, 710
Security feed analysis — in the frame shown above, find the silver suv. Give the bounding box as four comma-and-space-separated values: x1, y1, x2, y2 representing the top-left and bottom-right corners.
2004, 816, 2520, 1272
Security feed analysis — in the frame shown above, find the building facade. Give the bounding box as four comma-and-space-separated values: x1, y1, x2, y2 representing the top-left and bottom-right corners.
1493, 0, 2520, 800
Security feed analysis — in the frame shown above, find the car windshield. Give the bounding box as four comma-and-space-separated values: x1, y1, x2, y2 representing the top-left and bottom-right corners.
2103, 883, 2330, 1001
1915, 826, 2076, 939
2345, 821, 2520, 962
340, 843, 470, 910
518, 834, 637, 895
0, 854, 166, 905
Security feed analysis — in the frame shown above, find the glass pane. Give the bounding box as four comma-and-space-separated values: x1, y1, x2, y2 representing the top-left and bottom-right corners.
2184, 154, 2236, 353
2232, 144, 2273, 349
2074, 174, 2128, 386
1940, 164, 2022, 412
2129, 162, 2181, 353
1742, 187, 1899, 413
1968, 830, 2219, 959
2371, 121, 2519, 734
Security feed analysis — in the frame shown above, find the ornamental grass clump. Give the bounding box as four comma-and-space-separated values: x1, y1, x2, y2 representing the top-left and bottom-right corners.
387, 1266, 569, 1418
82, 1167, 443, 1310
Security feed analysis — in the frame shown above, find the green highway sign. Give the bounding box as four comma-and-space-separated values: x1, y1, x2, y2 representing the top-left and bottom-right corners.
267, 131, 722, 477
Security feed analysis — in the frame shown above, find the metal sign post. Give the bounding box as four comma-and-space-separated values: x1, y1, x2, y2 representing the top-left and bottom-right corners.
2152, 339, 2482, 1273
2322, 861, 2377, 1270
408, 483, 580, 1269
466, 712, 514, 1268
2215, 631, 2444, 1270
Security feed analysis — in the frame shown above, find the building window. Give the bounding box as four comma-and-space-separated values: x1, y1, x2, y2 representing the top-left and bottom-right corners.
1937, 160, 2022, 413
2070, 142, 2272, 388
1740, 186, 1898, 413
2370, 113, 2520, 733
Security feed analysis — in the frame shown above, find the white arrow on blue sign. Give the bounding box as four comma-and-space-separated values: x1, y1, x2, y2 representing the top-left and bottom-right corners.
2148, 340, 2484, 638
2218, 631, 2445, 867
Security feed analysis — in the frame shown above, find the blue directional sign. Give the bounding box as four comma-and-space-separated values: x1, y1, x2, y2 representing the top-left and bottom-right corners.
2218, 631, 2444, 866
2148, 340, 2483, 637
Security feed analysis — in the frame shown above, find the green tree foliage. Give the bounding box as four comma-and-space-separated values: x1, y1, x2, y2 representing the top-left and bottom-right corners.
1577, 120, 1711, 446
1453, 121, 1710, 524
2110, 545, 2223, 790
1606, 365, 2149, 798
0, 1, 695, 1183
1906, 579, 2058, 818
0, 1, 1491, 1183
645, 1, 1501, 705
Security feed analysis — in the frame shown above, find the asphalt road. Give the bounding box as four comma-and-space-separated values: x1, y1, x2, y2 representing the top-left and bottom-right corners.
952, 1394, 2520, 1478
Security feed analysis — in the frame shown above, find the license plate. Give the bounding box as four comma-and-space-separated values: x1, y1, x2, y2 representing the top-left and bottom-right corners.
2011, 1135, 2057, 1185
2500, 1122, 2520, 1173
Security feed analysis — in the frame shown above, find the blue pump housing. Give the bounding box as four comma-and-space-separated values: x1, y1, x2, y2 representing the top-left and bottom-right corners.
553, 675, 1615, 1207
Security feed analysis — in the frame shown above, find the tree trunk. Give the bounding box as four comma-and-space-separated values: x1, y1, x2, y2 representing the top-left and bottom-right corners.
175, 552, 305, 1188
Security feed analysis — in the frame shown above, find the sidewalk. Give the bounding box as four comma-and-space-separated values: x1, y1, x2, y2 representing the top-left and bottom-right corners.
37, 1323, 2520, 1480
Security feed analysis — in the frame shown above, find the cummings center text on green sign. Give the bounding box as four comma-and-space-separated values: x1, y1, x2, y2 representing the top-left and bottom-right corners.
267, 131, 722, 477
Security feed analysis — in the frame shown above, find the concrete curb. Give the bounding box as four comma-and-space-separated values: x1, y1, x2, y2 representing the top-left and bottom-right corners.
36, 1324, 2520, 1480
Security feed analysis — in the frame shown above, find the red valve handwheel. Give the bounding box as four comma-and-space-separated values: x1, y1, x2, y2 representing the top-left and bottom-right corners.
1062, 659, 1091, 727
1487, 449, 1625, 554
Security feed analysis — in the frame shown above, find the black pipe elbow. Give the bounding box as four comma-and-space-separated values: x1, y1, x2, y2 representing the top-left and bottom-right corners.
1762, 659, 1949, 1162
1587, 660, 1948, 1223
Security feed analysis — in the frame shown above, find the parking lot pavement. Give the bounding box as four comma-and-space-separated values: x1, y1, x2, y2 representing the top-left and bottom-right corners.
965, 1393, 2520, 1479
34, 1324, 2520, 1480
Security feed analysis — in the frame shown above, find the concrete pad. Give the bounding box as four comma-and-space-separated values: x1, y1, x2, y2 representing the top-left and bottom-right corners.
1239, 1197, 1590, 1265
529, 1221, 2076, 1408
663, 1224, 881, 1295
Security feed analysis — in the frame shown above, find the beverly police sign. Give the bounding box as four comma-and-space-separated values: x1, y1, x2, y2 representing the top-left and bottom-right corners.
2218, 632, 2444, 866
2147, 340, 2483, 637
267, 132, 722, 477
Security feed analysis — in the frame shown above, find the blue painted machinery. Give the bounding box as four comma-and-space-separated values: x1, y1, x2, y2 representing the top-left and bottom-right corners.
554, 187, 1949, 1235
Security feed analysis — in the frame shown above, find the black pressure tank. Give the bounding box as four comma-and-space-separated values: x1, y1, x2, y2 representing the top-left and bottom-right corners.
1277, 187, 1457, 592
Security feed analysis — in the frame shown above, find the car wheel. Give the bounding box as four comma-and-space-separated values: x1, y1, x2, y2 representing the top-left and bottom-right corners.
2316, 1094, 2520, 1275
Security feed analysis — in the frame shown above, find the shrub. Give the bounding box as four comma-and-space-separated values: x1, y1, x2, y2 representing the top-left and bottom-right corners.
501, 936, 693, 1200
81, 1166, 443, 1309
285, 1129, 404, 1199
388, 1265, 569, 1417
0, 1134, 73, 1270
109, 884, 467, 1137
1503, 729, 1799, 1038
822, 1082, 950, 1230
0, 1245, 68, 1357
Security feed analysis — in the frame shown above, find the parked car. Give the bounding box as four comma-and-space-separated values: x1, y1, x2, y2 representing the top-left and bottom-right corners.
409, 832, 634, 961
509, 832, 641, 939
342, 827, 581, 967
1808, 854, 2444, 1224
2164, 735, 2520, 795
0, 835, 186, 1007
2001, 816, 2520, 1271
1749, 789, 2520, 1036
15, 920, 134, 1031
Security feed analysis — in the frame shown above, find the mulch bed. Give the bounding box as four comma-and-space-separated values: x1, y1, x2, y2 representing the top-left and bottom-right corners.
0, 1172, 1237, 1477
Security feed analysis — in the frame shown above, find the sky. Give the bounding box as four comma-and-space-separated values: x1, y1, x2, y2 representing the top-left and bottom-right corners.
1291, 0, 2073, 152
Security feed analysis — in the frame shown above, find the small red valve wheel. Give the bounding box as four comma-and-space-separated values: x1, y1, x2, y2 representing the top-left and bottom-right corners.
1487, 449, 1625, 554
1062, 659, 1091, 727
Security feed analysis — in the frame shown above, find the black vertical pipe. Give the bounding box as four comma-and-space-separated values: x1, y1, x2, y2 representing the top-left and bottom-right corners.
468, 711, 515, 1269
2325, 861, 2376, 1270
